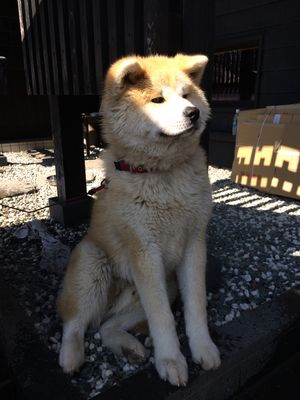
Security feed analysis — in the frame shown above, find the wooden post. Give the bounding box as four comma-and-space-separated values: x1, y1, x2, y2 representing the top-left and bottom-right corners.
0, 57, 7, 95
48, 96, 92, 226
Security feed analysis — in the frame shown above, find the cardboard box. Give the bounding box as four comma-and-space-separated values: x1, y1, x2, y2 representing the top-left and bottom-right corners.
231, 105, 300, 200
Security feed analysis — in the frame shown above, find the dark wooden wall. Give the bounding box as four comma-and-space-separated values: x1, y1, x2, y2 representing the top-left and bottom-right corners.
215, 0, 300, 107
0, 0, 51, 142
209, 0, 300, 168
17, 0, 214, 96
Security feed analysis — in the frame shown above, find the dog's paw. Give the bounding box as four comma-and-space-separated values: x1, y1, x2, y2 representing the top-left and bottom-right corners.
191, 340, 221, 370
59, 340, 85, 374
155, 352, 188, 386
121, 340, 147, 364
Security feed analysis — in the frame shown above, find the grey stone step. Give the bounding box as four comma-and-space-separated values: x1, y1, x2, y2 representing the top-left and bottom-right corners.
1, 273, 299, 400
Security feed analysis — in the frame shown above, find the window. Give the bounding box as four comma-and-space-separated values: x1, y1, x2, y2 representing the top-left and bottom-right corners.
212, 47, 258, 103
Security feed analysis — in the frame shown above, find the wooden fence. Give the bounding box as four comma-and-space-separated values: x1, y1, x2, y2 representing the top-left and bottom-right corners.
17, 0, 214, 95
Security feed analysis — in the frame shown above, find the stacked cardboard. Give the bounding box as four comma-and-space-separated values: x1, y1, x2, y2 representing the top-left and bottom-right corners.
231, 104, 300, 200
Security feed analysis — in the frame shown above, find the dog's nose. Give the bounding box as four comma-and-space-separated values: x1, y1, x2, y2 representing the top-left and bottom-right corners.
183, 107, 200, 123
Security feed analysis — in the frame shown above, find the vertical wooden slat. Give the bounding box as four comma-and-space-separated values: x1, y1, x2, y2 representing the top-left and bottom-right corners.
68, 0, 80, 94
56, 0, 69, 94
79, 1, 92, 94
234, 50, 240, 95
17, 0, 32, 94
92, 0, 103, 91
38, 0, 52, 94
144, 0, 169, 55
168, 0, 183, 55
47, 0, 60, 94
182, 0, 214, 156
107, 0, 118, 63
30, 0, 44, 93
225, 52, 230, 94
182, 0, 214, 97
124, 0, 135, 54
23, 0, 37, 93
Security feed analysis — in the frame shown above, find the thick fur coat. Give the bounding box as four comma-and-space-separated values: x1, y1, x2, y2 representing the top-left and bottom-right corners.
58, 54, 221, 386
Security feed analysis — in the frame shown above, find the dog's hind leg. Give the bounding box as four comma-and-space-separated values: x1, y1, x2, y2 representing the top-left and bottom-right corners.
58, 238, 111, 374
100, 278, 178, 363
100, 286, 147, 363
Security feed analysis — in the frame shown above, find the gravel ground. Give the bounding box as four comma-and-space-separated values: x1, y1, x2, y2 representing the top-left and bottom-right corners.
0, 149, 299, 398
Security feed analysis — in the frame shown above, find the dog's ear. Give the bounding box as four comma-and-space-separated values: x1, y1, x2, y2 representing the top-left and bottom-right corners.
175, 54, 208, 85
108, 57, 145, 88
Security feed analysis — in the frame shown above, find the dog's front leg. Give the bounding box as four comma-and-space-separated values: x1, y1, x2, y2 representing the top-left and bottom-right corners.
131, 244, 188, 386
177, 234, 221, 370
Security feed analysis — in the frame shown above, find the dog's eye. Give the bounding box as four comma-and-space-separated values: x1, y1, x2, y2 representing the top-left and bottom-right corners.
151, 97, 165, 104
182, 94, 188, 99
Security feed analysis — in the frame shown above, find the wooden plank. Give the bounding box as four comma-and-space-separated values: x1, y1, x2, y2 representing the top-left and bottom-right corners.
168, 0, 183, 55
216, 1, 298, 38
144, 0, 169, 55
30, 0, 44, 93
107, 0, 118, 63
67, 0, 80, 94
92, 0, 103, 91
260, 69, 300, 93
182, 0, 214, 157
262, 46, 300, 72
183, 0, 214, 54
56, 0, 69, 94
47, 0, 60, 94
23, 0, 37, 93
264, 22, 300, 49
79, 0, 92, 94
216, 0, 280, 16
259, 92, 300, 106
124, 0, 135, 54
37, 0, 52, 94
17, 0, 32, 94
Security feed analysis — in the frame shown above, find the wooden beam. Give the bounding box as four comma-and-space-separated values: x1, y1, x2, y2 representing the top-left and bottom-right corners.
48, 95, 92, 226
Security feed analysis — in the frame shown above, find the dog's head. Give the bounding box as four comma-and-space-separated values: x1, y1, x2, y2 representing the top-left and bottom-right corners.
101, 54, 210, 167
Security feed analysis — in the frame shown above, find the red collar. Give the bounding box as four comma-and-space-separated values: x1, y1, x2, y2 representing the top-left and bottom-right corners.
114, 160, 149, 173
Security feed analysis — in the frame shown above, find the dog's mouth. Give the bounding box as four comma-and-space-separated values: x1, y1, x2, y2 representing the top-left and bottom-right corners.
158, 123, 199, 138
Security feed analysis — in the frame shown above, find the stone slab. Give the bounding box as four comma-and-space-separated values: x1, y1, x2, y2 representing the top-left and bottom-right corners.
0, 270, 299, 400
0, 179, 35, 199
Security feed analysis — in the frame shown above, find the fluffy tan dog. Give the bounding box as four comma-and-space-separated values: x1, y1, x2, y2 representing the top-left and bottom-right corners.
58, 54, 221, 386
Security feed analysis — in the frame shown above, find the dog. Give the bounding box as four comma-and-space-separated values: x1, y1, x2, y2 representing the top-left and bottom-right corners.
57, 54, 221, 386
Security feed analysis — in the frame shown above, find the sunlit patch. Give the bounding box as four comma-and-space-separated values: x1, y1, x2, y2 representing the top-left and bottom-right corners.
271, 177, 279, 188
282, 181, 293, 192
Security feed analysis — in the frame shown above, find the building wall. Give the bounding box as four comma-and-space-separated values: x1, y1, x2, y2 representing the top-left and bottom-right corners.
209, 0, 300, 168
0, 1, 51, 142
215, 0, 300, 107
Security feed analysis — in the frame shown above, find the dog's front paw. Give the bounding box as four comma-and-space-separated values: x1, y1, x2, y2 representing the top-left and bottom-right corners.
59, 340, 85, 374
191, 339, 221, 370
155, 352, 188, 386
